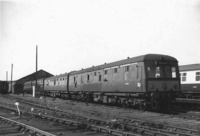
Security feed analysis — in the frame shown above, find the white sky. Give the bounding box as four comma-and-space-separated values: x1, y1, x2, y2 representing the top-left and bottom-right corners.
1, 0, 200, 80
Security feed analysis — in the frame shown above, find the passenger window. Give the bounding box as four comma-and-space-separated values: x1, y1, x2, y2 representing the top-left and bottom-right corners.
104, 70, 108, 75
94, 72, 97, 76
196, 72, 200, 81
182, 73, 187, 81
155, 67, 160, 78
99, 74, 102, 81
171, 67, 176, 78
87, 74, 90, 82
147, 67, 153, 78
114, 68, 118, 73
125, 66, 130, 72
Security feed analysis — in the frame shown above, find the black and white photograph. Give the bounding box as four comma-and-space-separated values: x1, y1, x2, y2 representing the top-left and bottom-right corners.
0, 0, 200, 135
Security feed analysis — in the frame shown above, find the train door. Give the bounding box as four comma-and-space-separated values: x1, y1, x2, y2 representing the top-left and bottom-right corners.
136, 65, 143, 92
74, 76, 77, 91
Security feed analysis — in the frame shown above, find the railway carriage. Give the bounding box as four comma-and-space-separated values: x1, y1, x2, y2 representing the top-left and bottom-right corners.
179, 64, 200, 99
67, 54, 181, 109
23, 81, 32, 94
24, 54, 182, 110
43, 73, 68, 97
23, 78, 45, 94
0, 81, 9, 94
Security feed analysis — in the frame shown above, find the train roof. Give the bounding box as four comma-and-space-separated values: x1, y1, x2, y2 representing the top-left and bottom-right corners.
45, 73, 68, 80
179, 64, 200, 71
70, 54, 177, 75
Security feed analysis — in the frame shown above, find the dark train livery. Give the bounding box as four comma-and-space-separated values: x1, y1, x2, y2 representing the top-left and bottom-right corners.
24, 54, 182, 110
0, 81, 9, 94
179, 64, 200, 99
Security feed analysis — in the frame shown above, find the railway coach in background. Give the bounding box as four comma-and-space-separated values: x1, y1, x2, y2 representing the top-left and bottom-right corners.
0, 81, 9, 94
43, 73, 69, 97
23, 78, 45, 95
39, 54, 183, 110
179, 64, 200, 99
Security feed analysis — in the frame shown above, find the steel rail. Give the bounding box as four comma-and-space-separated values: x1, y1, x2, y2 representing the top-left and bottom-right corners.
0, 103, 141, 136
0, 101, 199, 136
14, 99, 199, 136
0, 115, 56, 136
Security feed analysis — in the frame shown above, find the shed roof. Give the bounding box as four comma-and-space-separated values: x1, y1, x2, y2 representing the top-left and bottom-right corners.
16, 69, 53, 83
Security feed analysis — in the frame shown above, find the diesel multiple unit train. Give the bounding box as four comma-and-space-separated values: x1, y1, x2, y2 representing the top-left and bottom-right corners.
24, 54, 183, 110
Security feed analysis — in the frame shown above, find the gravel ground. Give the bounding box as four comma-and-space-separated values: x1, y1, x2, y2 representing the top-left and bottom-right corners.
8, 94, 200, 132
0, 108, 105, 136
0, 95, 108, 136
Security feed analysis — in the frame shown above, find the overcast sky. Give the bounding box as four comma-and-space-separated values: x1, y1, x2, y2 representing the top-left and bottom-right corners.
1, 0, 200, 80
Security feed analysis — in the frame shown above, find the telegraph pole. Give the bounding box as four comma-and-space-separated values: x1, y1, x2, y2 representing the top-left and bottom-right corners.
36, 45, 38, 86
11, 64, 13, 93
6, 71, 8, 81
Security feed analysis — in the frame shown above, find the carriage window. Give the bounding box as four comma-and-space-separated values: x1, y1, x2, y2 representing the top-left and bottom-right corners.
147, 66, 177, 78
104, 70, 108, 75
94, 72, 97, 76
196, 72, 200, 81
182, 73, 187, 81
87, 74, 90, 82
99, 74, 102, 81
114, 68, 118, 73
171, 67, 176, 78
125, 66, 130, 72
155, 67, 160, 78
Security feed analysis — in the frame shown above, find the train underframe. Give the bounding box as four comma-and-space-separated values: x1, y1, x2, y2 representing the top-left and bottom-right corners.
182, 92, 200, 99
40, 90, 181, 110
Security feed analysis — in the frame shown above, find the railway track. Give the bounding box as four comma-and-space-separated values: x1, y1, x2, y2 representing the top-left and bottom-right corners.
0, 95, 199, 136
0, 100, 137, 136
0, 115, 56, 136
7, 94, 200, 121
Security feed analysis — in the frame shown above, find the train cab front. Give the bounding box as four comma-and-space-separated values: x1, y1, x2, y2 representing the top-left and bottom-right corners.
145, 58, 183, 110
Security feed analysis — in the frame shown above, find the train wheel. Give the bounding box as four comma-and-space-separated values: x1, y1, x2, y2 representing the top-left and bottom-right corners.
139, 101, 147, 110
151, 98, 159, 110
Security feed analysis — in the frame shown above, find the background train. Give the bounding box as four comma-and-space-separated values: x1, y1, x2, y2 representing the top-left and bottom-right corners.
179, 64, 200, 99
0, 81, 9, 94
23, 54, 182, 110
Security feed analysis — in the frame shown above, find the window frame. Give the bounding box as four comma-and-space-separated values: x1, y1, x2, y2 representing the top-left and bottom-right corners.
196, 72, 200, 81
